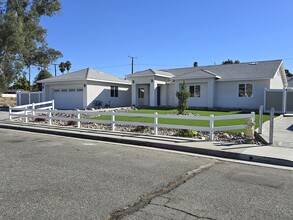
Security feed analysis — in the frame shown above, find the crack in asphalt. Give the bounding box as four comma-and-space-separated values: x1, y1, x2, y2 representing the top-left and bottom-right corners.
104, 161, 215, 220
151, 203, 216, 220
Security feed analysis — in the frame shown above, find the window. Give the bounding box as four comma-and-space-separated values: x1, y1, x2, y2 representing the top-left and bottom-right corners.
77, 88, 83, 92
61, 89, 67, 92
111, 86, 118, 97
189, 85, 201, 97
69, 89, 75, 92
53, 89, 60, 92
138, 88, 144, 98
239, 83, 253, 97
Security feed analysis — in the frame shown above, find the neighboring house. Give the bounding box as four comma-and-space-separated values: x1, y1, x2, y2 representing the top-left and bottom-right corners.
38, 68, 131, 109
127, 60, 287, 110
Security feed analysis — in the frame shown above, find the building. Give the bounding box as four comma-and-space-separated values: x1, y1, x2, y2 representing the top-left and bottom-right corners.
38, 68, 131, 109
127, 59, 287, 109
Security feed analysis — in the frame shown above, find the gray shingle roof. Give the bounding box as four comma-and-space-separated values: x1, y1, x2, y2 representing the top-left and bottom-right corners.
166, 60, 283, 81
38, 68, 131, 84
127, 69, 174, 78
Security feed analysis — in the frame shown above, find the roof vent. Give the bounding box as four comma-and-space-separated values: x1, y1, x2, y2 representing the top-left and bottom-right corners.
249, 62, 258, 65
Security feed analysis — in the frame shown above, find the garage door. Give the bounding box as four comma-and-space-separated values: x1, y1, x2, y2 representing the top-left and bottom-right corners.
53, 88, 84, 109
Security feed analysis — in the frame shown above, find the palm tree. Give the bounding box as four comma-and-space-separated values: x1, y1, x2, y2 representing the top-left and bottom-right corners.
59, 62, 66, 74
65, 60, 72, 73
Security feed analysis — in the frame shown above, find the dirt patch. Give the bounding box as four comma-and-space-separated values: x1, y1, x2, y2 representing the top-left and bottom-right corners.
0, 97, 16, 107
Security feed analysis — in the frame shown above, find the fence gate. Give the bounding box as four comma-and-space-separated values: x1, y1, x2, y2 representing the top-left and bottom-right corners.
16, 91, 42, 106
264, 88, 293, 114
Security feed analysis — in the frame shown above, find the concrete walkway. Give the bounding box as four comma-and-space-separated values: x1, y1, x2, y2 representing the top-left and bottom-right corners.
0, 120, 293, 167
261, 115, 293, 148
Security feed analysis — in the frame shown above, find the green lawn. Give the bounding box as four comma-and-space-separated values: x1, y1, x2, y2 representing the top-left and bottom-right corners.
91, 109, 271, 133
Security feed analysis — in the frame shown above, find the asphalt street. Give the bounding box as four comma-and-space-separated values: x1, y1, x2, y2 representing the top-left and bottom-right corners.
0, 128, 292, 220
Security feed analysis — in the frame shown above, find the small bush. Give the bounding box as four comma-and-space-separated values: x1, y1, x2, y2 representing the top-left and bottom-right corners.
67, 120, 77, 126
133, 126, 151, 133
34, 118, 46, 122
177, 129, 198, 138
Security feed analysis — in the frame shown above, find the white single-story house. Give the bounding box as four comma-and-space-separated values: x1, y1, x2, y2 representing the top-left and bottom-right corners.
38, 60, 288, 110
38, 68, 131, 109
127, 59, 288, 110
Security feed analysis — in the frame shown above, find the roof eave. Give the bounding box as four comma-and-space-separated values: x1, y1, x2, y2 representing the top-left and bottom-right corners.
87, 78, 131, 85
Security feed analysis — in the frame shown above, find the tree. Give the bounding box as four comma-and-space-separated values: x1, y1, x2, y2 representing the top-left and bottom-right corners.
176, 82, 190, 114
12, 73, 30, 90
285, 69, 293, 77
33, 69, 52, 91
59, 62, 66, 74
0, 0, 62, 92
222, 59, 240, 65
65, 60, 72, 73
193, 61, 198, 67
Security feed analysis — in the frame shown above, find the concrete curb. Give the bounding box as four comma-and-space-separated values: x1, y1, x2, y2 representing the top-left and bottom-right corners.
0, 122, 292, 168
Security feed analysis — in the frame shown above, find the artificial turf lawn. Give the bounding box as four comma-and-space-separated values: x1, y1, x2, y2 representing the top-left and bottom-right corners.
91, 109, 271, 133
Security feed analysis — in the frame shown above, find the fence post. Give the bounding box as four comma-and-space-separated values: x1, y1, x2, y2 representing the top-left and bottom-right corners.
269, 108, 274, 145
259, 105, 263, 134
9, 106, 12, 121
77, 110, 81, 128
25, 108, 28, 123
28, 92, 31, 104
154, 112, 158, 135
263, 88, 267, 113
52, 100, 55, 110
49, 110, 52, 125
32, 103, 35, 116
209, 114, 214, 141
18, 91, 21, 106
282, 88, 287, 114
111, 111, 115, 131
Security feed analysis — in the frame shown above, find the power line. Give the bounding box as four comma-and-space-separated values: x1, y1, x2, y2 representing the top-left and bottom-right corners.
94, 64, 130, 69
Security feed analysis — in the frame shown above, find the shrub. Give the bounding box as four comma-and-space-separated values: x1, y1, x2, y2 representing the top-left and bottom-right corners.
67, 120, 77, 126
133, 126, 151, 133
176, 82, 190, 114
177, 129, 198, 138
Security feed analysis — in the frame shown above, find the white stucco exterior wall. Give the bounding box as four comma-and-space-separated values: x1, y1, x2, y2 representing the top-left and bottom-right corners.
86, 81, 131, 108
270, 68, 285, 89
173, 79, 214, 108
214, 80, 271, 109
167, 83, 175, 106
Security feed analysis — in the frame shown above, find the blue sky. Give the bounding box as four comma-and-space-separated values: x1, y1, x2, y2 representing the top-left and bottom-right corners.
36, 0, 293, 79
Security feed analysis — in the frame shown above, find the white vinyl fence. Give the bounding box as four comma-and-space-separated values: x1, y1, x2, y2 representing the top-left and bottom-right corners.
9, 101, 255, 141
9, 100, 54, 121
16, 91, 42, 106
264, 88, 293, 114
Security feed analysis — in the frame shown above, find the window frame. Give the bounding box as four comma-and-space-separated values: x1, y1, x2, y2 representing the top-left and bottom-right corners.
111, 86, 119, 97
189, 84, 201, 98
138, 88, 144, 99
238, 83, 253, 97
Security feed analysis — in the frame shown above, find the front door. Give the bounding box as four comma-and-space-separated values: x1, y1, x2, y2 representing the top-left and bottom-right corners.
138, 87, 145, 106
157, 86, 161, 106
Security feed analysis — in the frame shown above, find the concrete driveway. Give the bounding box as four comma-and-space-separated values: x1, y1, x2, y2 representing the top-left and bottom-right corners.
262, 116, 293, 147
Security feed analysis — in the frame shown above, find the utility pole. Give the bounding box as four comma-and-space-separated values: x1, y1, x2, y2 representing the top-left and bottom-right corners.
52, 63, 58, 76
128, 56, 137, 74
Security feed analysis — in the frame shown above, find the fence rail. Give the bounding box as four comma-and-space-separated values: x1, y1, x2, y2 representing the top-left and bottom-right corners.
9, 101, 255, 141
